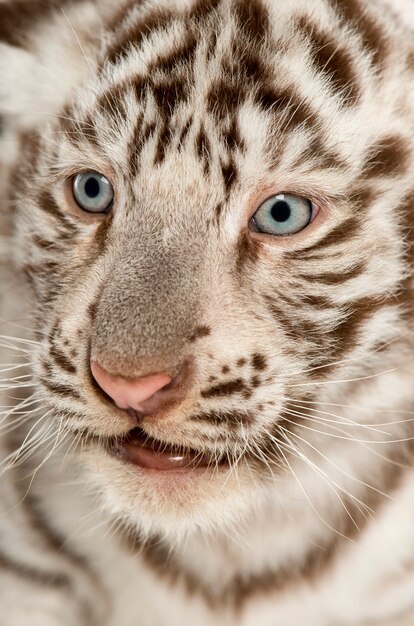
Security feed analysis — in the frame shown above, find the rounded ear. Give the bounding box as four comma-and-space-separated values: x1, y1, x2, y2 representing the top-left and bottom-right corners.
0, 0, 108, 135
0, 43, 49, 130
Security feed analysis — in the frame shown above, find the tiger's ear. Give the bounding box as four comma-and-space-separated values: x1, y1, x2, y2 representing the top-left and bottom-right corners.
0, 40, 95, 136
0, 43, 51, 130
0, 0, 107, 133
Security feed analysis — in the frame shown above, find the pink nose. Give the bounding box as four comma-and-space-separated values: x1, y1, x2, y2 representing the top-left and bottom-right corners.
91, 361, 172, 413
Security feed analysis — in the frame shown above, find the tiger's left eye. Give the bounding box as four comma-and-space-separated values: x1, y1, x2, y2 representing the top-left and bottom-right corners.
251, 193, 314, 236
72, 171, 114, 213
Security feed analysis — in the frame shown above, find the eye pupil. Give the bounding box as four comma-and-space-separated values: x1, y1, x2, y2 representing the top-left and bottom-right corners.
72, 171, 114, 214
271, 200, 291, 223
84, 177, 100, 198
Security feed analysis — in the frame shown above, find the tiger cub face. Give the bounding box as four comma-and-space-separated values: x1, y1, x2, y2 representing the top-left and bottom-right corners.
6, 0, 414, 537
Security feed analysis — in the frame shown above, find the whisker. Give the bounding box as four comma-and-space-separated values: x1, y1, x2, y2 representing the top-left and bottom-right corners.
287, 368, 397, 388
277, 430, 372, 527
269, 433, 355, 540
0, 334, 40, 346
284, 401, 392, 435
283, 408, 392, 436
278, 420, 392, 502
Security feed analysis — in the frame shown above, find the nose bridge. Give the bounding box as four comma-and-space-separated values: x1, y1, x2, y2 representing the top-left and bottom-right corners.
90, 240, 201, 376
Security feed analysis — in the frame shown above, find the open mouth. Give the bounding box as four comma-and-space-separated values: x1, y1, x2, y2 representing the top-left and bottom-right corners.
111, 427, 227, 472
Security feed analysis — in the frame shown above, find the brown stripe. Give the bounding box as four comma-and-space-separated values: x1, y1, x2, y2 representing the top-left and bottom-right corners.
297, 16, 360, 105
59, 412, 95, 428
81, 116, 99, 148
152, 77, 189, 119
103, 0, 143, 35
214, 202, 224, 224
153, 122, 173, 166
189, 0, 222, 21
395, 190, 414, 314
221, 117, 246, 154
300, 261, 365, 285
195, 125, 212, 174
256, 86, 318, 131
221, 158, 238, 193
60, 110, 99, 150
207, 77, 244, 119
23, 262, 61, 293
21, 132, 42, 172
299, 192, 376, 264
96, 82, 130, 122
400, 191, 414, 268
6, 470, 103, 622
348, 186, 379, 210
255, 419, 414, 594
88, 299, 98, 322
111, 514, 351, 609
130, 118, 157, 170
49, 344, 77, 375
22, 262, 40, 285
0, 549, 70, 588
41, 358, 53, 377
8, 134, 42, 216
40, 379, 82, 401
328, 0, 388, 66
235, 231, 260, 272
330, 297, 391, 358
94, 214, 113, 256
178, 117, 193, 145
293, 136, 346, 171
106, 7, 175, 66
201, 378, 249, 398
111, 405, 414, 608
206, 28, 219, 60
264, 295, 323, 344
38, 191, 77, 232
192, 410, 254, 428
48, 320, 62, 341
363, 136, 410, 179
32, 235, 59, 251
150, 35, 198, 75
188, 325, 211, 342
302, 294, 334, 309
22, 493, 88, 570
293, 189, 378, 259
306, 218, 360, 252
234, 0, 270, 44
228, 44, 267, 91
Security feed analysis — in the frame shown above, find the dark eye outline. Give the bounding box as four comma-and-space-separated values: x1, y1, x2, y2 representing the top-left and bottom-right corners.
72, 171, 114, 214
249, 193, 318, 237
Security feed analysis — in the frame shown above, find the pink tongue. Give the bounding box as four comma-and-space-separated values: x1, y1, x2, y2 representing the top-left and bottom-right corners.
117, 436, 205, 471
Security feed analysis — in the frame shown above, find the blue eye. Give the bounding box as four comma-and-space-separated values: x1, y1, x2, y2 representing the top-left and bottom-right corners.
251, 194, 313, 236
72, 172, 114, 213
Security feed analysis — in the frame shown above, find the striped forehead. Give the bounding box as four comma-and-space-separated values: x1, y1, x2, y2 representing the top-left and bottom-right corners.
58, 0, 411, 207
78, 1, 371, 153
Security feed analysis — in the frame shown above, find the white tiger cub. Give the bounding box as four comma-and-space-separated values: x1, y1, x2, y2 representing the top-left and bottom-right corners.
1, 0, 414, 624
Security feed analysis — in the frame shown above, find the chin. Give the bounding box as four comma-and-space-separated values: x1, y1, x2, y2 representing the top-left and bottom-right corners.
82, 440, 262, 538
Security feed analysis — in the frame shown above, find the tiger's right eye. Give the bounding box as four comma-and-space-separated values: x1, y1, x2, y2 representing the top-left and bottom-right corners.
72, 172, 114, 213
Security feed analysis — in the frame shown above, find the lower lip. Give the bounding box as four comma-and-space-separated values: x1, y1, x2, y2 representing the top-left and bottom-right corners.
112, 432, 219, 472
